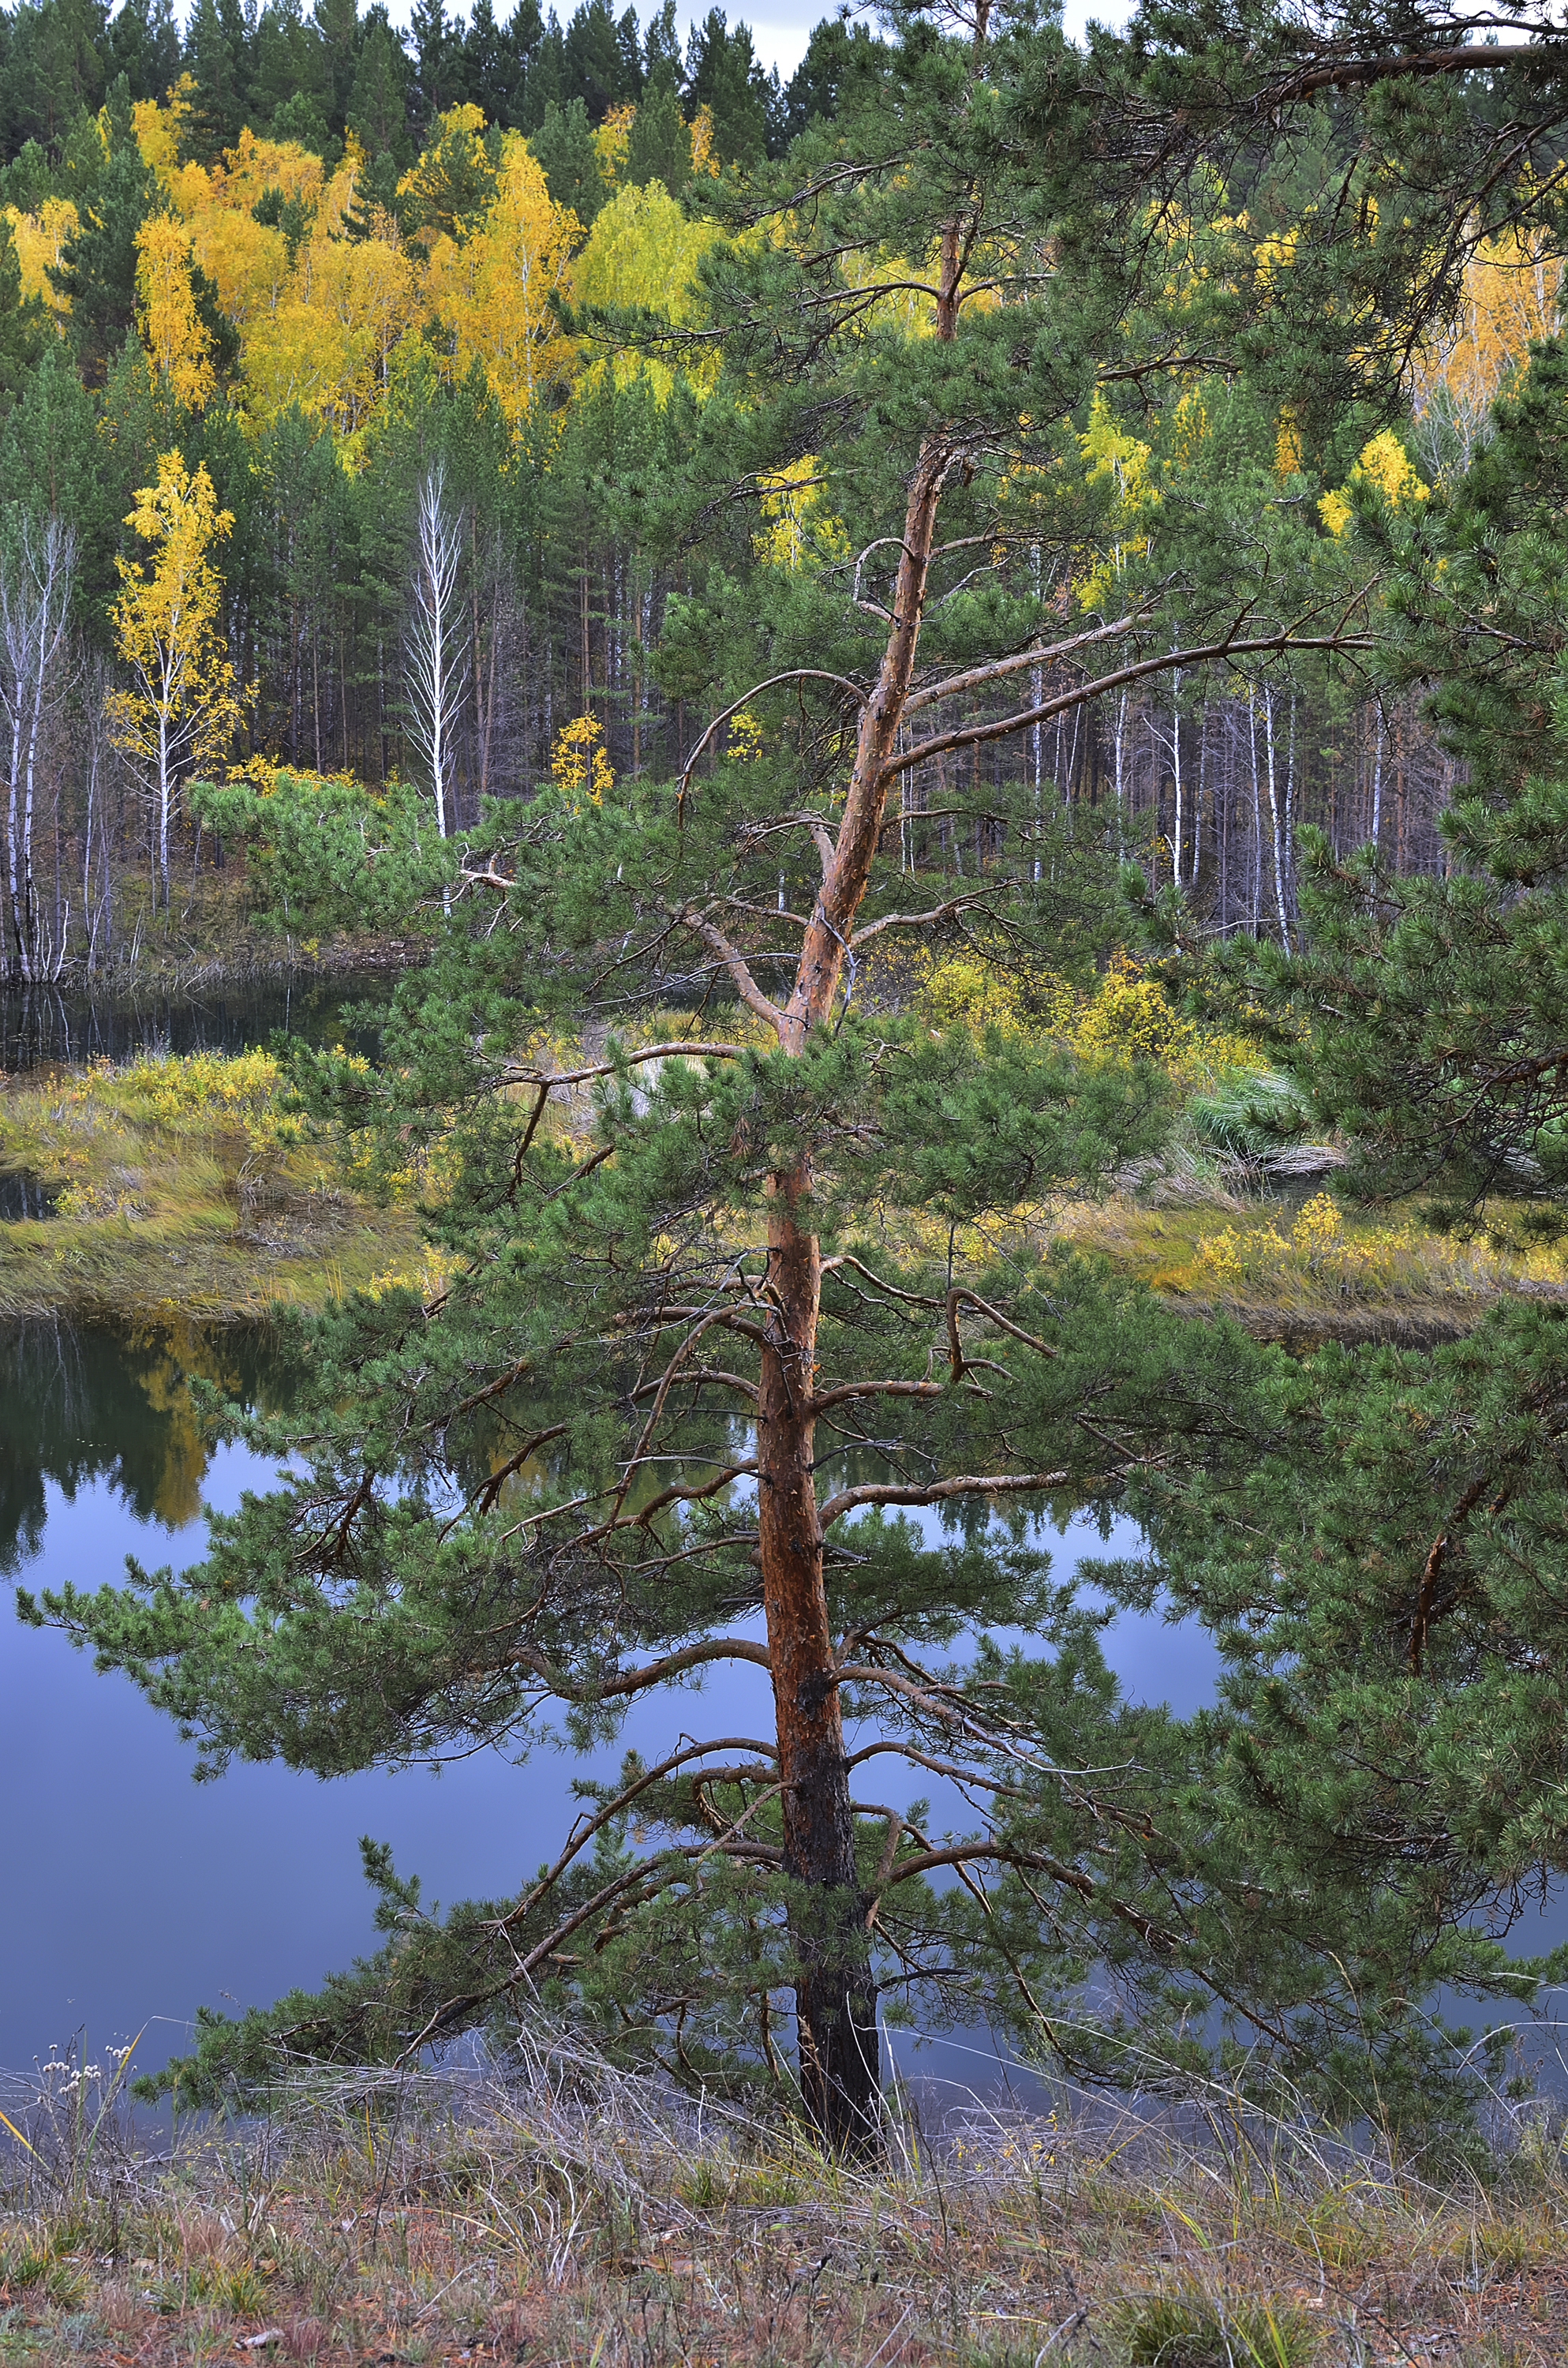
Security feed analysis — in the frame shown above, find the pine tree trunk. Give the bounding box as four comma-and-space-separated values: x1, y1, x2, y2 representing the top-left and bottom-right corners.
754, 215, 965, 2154
757, 1162, 878, 2150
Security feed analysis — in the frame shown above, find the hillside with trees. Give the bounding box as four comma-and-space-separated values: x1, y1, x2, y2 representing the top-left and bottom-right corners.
0, 0, 1547, 977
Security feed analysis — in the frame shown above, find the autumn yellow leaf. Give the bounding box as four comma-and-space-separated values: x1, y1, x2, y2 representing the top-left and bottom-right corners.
136, 213, 217, 408
424, 132, 576, 424
107, 451, 252, 907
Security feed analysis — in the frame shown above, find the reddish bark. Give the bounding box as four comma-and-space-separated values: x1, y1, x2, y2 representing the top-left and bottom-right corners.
754, 219, 968, 2152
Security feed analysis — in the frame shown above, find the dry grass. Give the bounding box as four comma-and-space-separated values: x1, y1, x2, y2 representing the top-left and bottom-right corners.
1050, 1183, 1568, 1344
0, 1050, 425, 1324
2, 2035, 1566, 2366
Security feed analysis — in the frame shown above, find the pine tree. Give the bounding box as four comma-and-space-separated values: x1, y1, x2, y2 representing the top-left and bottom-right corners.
623, 79, 688, 192
312, 0, 359, 133
37, 0, 1430, 2153
684, 6, 765, 166
528, 92, 604, 220
250, 0, 331, 142
346, 6, 410, 168
181, 0, 251, 162
107, 0, 181, 104
780, 17, 885, 143
408, 0, 463, 141
560, 0, 634, 120
47, 73, 155, 386
3, 0, 110, 154
639, 0, 679, 93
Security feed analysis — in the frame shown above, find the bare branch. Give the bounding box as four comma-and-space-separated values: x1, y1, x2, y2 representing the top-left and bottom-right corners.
494, 1733, 779, 1937
806, 1378, 945, 1416
818, 1469, 1068, 1527
502, 1040, 746, 1089
677, 907, 786, 1033
883, 627, 1375, 789
902, 595, 1171, 717
850, 890, 1003, 950
1273, 38, 1562, 103
946, 1287, 1058, 1382
508, 1633, 773, 1704
676, 671, 867, 815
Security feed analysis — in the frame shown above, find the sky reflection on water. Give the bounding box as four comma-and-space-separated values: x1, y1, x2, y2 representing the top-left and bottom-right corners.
0, 1332, 1216, 2083
8, 1315, 1559, 2105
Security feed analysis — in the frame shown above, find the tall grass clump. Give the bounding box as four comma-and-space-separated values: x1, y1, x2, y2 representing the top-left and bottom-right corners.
2, 2026, 1566, 2363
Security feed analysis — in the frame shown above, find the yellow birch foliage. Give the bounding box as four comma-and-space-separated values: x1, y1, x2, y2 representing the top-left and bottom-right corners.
208, 126, 325, 215
689, 104, 721, 177
107, 451, 249, 808
754, 456, 849, 571
1319, 430, 1430, 537
1076, 391, 1156, 606
551, 714, 613, 809
593, 102, 635, 188
136, 213, 217, 407
424, 133, 577, 423
1410, 225, 1563, 466
575, 178, 716, 320
193, 203, 288, 329
133, 78, 194, 184
7, 197, 78, 321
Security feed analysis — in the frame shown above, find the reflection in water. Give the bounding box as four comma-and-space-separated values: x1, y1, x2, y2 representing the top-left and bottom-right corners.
0, 1316, 1222, 2087
0, 1171, 58, 1221
0, 1320, 295, 1567
0, 972, 392, 1076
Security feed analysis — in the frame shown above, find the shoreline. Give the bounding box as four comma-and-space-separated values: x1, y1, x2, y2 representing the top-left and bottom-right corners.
0, 933, 428, 1015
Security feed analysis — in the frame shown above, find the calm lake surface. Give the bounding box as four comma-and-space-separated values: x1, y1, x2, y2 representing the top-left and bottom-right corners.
0, 1315, 1229, 2090
0, 971, 392, 1073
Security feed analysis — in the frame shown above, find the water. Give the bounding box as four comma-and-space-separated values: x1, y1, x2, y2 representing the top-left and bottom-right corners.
0, 1317, 1228, 2091
0, 971, 395, 1075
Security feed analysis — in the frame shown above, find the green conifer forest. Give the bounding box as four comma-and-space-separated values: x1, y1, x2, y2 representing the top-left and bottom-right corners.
13, 0, 1568, 2192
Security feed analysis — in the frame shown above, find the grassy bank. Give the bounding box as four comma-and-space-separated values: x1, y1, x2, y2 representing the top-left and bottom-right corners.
1052, 1182, 1568, 1344
1, 2040, 1564, 2366
0, 1051, 426, 1324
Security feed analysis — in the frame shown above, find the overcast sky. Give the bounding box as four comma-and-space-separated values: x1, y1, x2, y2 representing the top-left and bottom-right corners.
652, 0, 1132, 77
368, 0, 1135, 84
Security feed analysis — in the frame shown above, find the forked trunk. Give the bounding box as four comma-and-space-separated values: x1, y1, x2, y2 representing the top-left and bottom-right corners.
754, 215, 968, 2151
758, 1161, 879, 2150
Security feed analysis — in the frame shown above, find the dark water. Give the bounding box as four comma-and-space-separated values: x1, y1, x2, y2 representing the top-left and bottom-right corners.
0, 1171, 57, 1220
0, 1316, 1235, 2093
0, 972, 395, 1074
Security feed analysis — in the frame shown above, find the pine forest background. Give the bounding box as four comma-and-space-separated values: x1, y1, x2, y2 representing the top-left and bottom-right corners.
0, 0, 1551, 977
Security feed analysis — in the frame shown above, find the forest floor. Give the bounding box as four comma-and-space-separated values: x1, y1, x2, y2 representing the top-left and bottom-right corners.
1, 2047, 1564, 2368
0, 1051, 427, 1323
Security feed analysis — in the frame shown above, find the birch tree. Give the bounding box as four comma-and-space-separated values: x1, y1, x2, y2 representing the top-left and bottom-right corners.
405, 462, 469, 860
0, 510, 74, 982
107, 451, 246, 912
